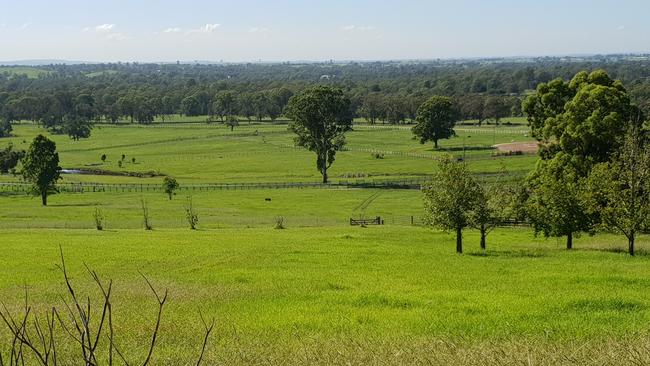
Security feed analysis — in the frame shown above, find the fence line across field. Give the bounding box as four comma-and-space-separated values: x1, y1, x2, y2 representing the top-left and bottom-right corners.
0, 172, 526, 194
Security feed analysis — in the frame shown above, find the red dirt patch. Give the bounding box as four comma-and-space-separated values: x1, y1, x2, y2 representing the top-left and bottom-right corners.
494, 142, 539, 153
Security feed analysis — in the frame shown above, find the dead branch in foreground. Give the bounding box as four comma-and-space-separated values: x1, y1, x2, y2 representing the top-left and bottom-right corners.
0, 246, 214, 365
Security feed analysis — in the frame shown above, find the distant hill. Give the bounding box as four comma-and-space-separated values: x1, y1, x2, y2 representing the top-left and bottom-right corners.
0, 59, 91, 66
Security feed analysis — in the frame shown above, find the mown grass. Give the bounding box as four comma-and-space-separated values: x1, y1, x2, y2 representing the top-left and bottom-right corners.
0, 227, 649, 364
0, 188, 424, 229
0, 122, 536, 184
4, 119, 646, 364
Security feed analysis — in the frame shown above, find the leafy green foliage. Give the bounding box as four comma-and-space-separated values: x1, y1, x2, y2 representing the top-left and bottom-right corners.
0, 143, 24, 174
285, 86, 353, 183
412, 96, 458, 149
525, 157, 595, 249
422, 156, 480, 253
584, 127, 650, 255
21, 135, 61, 206
163, 176, 179, 200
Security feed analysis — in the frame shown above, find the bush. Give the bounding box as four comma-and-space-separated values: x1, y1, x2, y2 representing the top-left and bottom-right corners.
93, 207, 105, 230
274, 216, 285, 229
372, 152, 385, 159
185, 196, 199, 230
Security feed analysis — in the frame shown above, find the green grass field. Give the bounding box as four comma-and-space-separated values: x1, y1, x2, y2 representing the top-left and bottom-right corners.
0, 66, 50, 78
2, 120, 649, 364
1, 121, 535, 185
1, 228, 649, 364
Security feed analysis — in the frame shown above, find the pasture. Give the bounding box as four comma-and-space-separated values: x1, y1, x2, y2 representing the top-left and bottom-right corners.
1, 121, 535, 185
2, 119, 649, 364
1, 228, 649, 364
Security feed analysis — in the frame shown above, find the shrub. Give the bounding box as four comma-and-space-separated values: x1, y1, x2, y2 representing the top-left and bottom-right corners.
274, 216, 285, 229
93, 207, 105, 230
185, 196, 199, 230
141, 198, 152, 230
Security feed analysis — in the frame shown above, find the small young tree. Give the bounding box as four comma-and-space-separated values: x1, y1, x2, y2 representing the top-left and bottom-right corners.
423, 156, 479, 254
141, 198, 152, 230
470, 170, 518, 251
184, 196, 199, 230
226, 116, 239, 131
585, 127, 650, 256
93, 207, 105, 230
163, 176, 179, 200
21, 135, 61, 206
412, 96, 458, 149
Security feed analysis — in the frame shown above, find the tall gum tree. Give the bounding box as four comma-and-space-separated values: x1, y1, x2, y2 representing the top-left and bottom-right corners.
21, 135, 61, 206
284, 86, 353, 184
522, 70, 641, 248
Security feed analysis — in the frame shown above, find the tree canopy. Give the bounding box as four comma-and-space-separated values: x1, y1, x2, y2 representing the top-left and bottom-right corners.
284, 86, 353, 183
21, 135, 61, 206
412, 96, 458, 149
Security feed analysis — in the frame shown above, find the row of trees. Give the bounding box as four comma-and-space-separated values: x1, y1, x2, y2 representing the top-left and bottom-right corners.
423, 70, 650, 255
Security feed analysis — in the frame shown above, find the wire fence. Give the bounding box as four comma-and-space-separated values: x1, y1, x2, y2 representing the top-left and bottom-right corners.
0, 178, 432, 194
0, 170, 527, 194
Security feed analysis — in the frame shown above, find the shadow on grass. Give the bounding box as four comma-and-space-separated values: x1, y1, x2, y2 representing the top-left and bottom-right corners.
0, 192, 25, 197
467, 250, 546, 258
565, 298, 645, 313
577, 247, 650, 257
435, 146, 495, 152
48, 203, 99, 207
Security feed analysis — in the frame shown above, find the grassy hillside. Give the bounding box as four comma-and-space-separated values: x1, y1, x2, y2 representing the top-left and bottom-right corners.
0, 227, 648, 364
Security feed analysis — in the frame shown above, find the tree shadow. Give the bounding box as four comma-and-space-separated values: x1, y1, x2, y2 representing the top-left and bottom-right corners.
48, 203, 99, 207
577, 247, 650, 257
0, 192, 24, 197
467, 250, 546, 258
435, 146, 495, 152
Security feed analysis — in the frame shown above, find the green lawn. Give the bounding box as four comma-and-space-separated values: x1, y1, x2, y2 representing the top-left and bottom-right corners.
1, 227, 649, 364
1, 122, 536, 185
4, 120, 647, 364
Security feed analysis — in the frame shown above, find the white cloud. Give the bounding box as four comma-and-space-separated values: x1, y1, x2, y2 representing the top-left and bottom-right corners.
186, 23, 220, 35
163, 27, 182, 33
341, 25, 375, 32
95, 24, 115, 32
249, 27, 269, 33
20, 22, 32, 30
617, 25, 625, 31
82, 23, 129, 41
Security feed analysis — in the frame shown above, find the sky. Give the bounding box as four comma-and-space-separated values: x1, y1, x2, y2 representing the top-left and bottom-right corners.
0, 0, 648, 62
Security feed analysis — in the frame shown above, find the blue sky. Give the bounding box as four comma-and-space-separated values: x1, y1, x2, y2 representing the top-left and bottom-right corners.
0, 0, 648, 62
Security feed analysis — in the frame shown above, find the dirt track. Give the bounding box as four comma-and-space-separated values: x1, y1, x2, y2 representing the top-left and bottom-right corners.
493, 142, 539, 153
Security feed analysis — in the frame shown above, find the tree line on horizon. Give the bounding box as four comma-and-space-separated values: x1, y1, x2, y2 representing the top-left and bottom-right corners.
1, 59, 650, 139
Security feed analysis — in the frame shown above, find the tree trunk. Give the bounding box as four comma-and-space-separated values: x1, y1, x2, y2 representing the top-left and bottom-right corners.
566, 232, 573, 250
456, 226, 463, 254
434, 140, 439, 149
480, 227, 486, 251
322, 167, 328, 184
41, 191, 47, 206
629, 233, 635, 256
